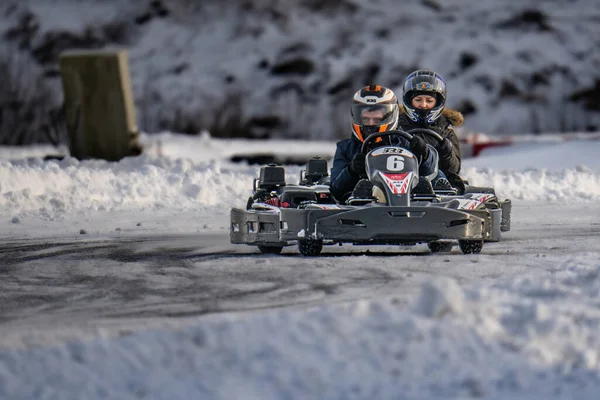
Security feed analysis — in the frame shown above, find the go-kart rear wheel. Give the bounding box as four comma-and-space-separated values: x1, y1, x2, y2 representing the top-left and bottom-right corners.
258, 245, 284, 254
428, 241, 453, 253
298, 239, 323, 256
458, 239, 484, 254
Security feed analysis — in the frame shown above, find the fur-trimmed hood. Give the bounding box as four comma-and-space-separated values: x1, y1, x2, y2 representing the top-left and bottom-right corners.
399, 105, 464, 127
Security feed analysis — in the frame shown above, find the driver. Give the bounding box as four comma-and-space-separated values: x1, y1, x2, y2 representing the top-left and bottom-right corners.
398, 69, 465, 193
329, 85, 437, 203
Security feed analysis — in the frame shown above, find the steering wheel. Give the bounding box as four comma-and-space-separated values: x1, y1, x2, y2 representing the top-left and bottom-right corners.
404, 128, 444, 144
360, 128, 444, 154
360, 130, 413, 154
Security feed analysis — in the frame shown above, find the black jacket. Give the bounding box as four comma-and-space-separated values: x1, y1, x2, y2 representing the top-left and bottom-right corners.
329, 136, 437, 203
397, 106, 464, 175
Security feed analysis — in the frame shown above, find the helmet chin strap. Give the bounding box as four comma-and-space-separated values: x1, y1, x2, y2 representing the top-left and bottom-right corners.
416, 108, 429, 120
362, 125, 380, 136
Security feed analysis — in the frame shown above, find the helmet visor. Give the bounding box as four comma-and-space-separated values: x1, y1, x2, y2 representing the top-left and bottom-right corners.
351, 103, 398, 127
404, 78, 446, 93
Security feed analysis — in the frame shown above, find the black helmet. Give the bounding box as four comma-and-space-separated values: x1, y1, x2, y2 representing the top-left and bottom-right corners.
350, 85, 399, 142
402, 70, 447, 124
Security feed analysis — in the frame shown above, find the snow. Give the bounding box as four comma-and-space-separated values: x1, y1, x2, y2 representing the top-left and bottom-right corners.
3, 1, 600, 396
1, 133, 600, 399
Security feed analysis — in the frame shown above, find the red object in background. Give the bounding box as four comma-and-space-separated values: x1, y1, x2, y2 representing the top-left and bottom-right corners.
460, 133, 513, 158
264, 197, 290, 208
470, 141, 513, 157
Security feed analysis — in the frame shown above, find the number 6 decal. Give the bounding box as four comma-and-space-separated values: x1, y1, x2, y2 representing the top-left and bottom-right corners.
386, 156, 404, 171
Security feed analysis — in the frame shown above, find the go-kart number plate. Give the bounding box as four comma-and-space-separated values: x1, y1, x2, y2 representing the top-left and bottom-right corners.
386, 155, 404, 171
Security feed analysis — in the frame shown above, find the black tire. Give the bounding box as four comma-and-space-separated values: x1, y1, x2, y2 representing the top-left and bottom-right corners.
258, 245, 284, 254
428, 241, 453, 253
458, 239, 484, 254
298, 239, 323, 256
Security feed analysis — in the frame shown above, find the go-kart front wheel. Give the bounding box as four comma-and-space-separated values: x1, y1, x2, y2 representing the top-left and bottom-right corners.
298, 239, 323, 256
458, 239, 484, 254
258, 245, 284, 254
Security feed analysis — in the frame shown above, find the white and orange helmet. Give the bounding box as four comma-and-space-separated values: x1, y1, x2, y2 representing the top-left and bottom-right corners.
350, 85, 400, 142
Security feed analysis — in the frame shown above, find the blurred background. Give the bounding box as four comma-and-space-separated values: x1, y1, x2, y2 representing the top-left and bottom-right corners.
1, 0, 599, 147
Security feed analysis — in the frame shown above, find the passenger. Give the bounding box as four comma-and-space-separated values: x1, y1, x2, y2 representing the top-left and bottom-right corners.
329, 85, 437, 203
398, 69, 466, 193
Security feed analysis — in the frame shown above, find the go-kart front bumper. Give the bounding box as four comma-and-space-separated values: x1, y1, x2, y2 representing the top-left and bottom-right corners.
230, 204, 493, 246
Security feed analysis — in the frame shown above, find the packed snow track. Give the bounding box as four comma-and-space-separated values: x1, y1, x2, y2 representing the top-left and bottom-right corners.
1, 201, 599, 347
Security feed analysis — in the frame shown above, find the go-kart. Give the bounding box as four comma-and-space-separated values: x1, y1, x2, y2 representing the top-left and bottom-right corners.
230, 129, 511, 256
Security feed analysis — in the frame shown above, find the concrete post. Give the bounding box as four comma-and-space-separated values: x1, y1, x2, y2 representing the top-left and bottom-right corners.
59, 49, 142, 161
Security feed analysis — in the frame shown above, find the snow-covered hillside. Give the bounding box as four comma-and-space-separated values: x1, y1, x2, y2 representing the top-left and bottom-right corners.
1, 0, 599, 142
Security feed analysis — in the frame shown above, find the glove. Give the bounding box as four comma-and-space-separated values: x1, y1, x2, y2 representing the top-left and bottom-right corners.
349, 153, 366, 176
409, 136, 430, 160
446, 171, 466, 195
435, 138, 453, 157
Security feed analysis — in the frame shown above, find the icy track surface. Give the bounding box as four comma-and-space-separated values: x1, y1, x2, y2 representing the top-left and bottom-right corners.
1, 134, 600, 399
